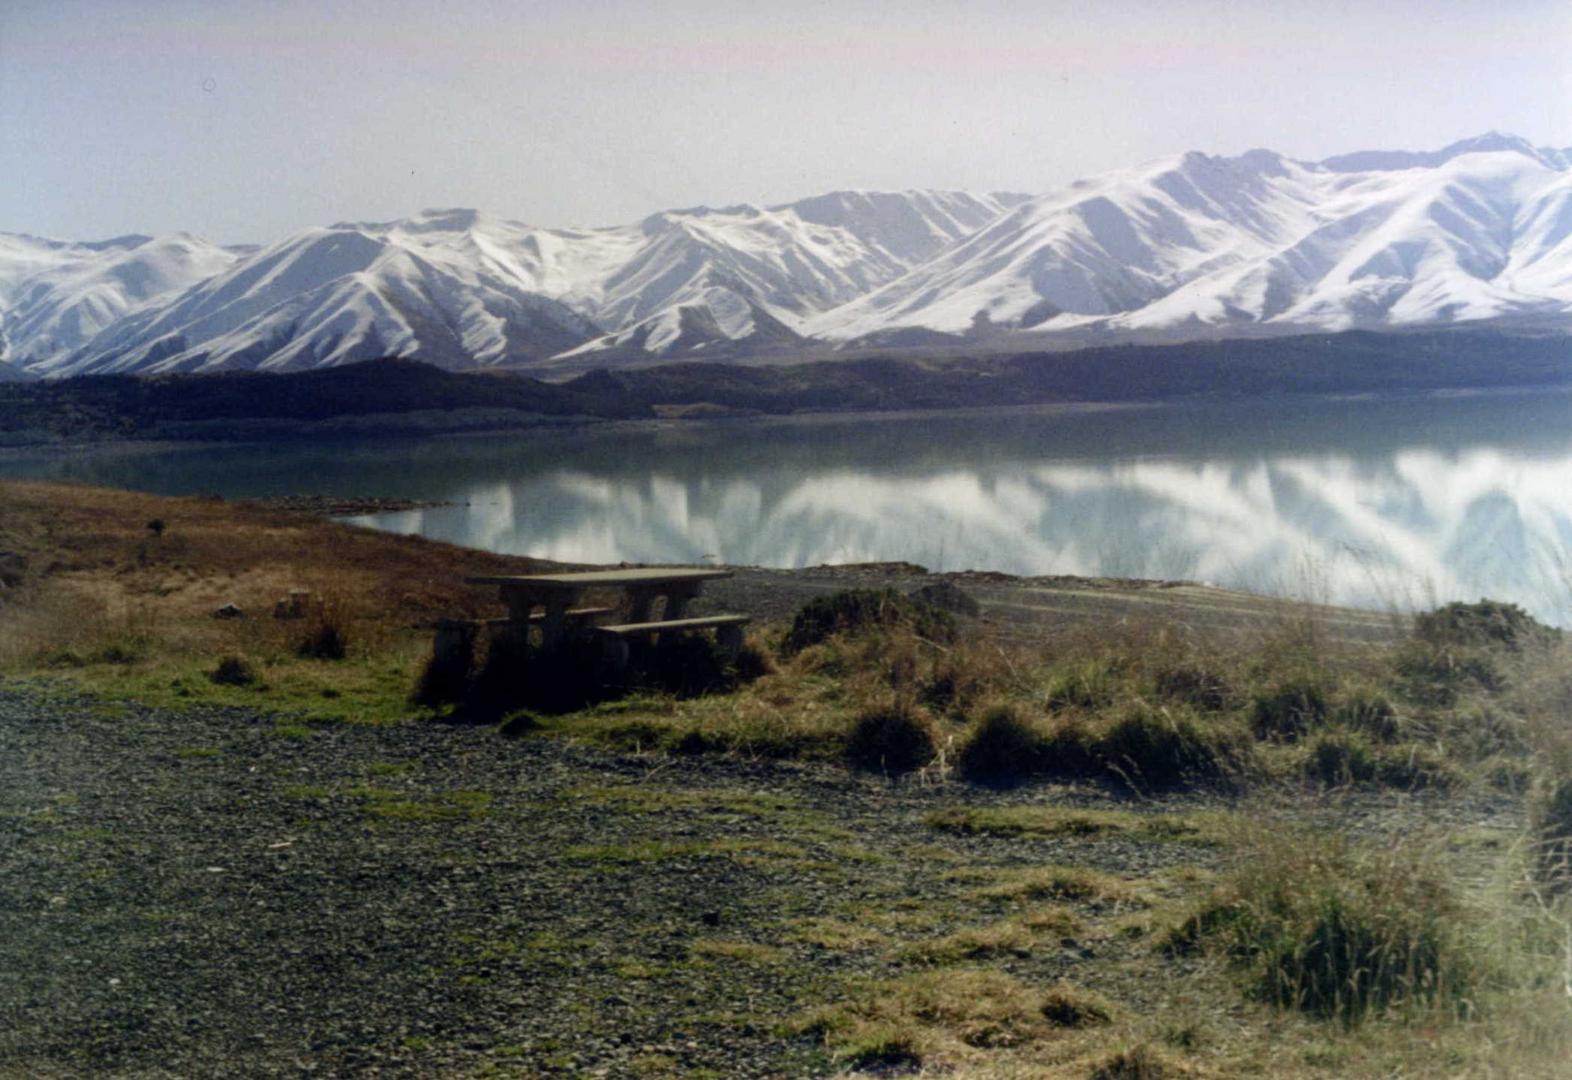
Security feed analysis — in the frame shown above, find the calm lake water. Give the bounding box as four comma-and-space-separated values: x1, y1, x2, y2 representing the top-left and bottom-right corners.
8, 391, 1572, 624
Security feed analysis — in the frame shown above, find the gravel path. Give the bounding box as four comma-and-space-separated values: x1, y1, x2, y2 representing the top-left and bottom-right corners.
0, 684, 1511, 1078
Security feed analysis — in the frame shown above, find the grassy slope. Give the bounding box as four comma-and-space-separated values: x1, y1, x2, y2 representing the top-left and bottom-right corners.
3, 480, 1572, 1078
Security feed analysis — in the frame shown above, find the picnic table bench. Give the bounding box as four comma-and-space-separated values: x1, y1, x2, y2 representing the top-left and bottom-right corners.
460, 567, 749, 668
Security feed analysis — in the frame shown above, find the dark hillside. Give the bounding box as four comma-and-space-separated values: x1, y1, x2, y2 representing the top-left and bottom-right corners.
3, 329, 1568, 444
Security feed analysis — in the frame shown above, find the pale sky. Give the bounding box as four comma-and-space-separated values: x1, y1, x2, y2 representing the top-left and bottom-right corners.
3, 0, 1568, 245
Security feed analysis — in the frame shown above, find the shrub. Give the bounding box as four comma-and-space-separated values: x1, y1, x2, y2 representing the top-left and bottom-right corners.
782, 589, 954, 654
1153, 664, 1232, 711
957, 703, 1045, 784
1169, 834, 1475, 1024
1532, 775, 1572, 895
1251, 678, 1330, 741
1415, 599, 1558, 652
1096, 703, 1249, 790
209, 655, 257, 687
845, 699, 937, 774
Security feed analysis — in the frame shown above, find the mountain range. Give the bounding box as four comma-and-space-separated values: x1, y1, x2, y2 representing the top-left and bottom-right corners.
4, 132, 1571, 380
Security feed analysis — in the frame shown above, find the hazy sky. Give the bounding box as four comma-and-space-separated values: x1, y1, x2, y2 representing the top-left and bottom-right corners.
4, 0, 1568, 244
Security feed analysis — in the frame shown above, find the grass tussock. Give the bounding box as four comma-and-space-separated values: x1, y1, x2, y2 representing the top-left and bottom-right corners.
957, 702, 1045, 783
845, 696, 938, 774
1167, 832, 1477, 1025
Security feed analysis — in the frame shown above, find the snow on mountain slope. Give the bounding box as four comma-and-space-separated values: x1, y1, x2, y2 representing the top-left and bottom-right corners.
810, 137, 1572, 344
15, 134, 1572, 376
41, 216, 601, 376
556, 190, 1026, 359
21, 191, 1024, 374
0, 234, 240, 366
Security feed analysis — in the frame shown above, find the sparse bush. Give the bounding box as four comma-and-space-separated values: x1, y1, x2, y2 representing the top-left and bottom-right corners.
1415, 599, 1558, 652
1252, 678, 1331, 740
958, 703, 1045, 784
1153, 664, 1232, 711
209, 655, 257, 687
1169, 833, 1476, 1024
781, 589, 954, 655
845, 699, 936, 774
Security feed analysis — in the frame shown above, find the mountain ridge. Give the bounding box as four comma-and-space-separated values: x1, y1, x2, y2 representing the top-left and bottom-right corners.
5, 133, 1571, 379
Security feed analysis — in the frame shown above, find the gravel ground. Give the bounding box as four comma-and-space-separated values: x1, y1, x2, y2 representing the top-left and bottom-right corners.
698, 564, 1399, 645
0, 684, 1514, 1078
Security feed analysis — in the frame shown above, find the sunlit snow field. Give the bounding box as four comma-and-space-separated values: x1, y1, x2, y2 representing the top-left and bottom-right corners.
8, 389, 1572, 625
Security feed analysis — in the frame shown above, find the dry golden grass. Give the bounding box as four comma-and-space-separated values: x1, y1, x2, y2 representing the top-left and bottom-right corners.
0, 480, 568, 719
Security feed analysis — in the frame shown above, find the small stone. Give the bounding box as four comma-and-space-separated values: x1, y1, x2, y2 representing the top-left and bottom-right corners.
212, 603, 244, 619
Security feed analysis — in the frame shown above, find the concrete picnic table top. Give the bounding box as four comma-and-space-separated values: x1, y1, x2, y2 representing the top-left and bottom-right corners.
465, 568, 733, 589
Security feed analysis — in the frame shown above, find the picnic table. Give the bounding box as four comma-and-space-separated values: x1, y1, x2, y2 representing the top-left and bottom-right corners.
462, 567, 748, 667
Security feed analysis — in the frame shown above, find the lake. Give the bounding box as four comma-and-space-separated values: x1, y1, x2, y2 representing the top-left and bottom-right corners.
7, 390, 1572, 625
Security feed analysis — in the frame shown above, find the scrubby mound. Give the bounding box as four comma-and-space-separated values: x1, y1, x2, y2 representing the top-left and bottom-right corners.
783, 589, 955, 655
1414, 599, 1558, 652
845, 700, 937, 774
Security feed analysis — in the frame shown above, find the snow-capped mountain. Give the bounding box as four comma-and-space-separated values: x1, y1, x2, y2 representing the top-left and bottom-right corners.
8, 133, 1572, 379
12, 190, 1023, 376
553, 189, 1025, 362
0, 232, 244, 370
811, 133, 1572, 344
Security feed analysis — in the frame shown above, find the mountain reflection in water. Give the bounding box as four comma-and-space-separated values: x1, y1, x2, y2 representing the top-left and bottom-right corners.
7, 391, 1572, 624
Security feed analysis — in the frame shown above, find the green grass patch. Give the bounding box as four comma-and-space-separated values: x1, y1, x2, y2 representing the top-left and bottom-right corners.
925, 805, 1233, 845
690, 938, 784, 964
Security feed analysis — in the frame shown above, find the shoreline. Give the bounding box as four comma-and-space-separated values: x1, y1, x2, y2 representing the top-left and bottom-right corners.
4, 379, 1572, 455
